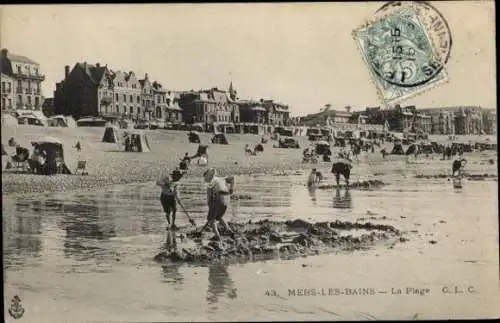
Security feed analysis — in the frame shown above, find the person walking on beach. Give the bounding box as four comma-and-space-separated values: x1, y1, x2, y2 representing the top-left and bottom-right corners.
197, 168, 235, 246
74, 141, 81, 152
156, 173, 181, 230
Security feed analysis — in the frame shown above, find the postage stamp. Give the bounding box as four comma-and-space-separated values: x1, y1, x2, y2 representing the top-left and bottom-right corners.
353, 1, 452, 104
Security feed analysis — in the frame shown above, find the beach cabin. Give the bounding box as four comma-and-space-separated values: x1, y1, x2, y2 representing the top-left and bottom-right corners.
77, 117, 107, 127
48, 115, 77, 128
16, 111, 47, 126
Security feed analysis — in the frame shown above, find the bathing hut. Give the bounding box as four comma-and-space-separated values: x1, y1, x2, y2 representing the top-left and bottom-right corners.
102, 125, 120, 143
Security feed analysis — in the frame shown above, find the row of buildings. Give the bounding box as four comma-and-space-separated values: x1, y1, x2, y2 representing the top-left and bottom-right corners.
51, 61, 291, 126
363, 105, 496, 135
1, 48, 496, 135
53, 62, 184, 123
301, 104, 496, 136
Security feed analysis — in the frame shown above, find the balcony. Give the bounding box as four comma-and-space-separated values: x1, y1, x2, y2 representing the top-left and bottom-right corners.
16, 87, 23, 94
12, 71, 45, 81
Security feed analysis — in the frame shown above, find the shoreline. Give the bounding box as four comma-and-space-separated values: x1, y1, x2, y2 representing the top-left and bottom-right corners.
1, 161, 308, 197
2, 126, 497, 197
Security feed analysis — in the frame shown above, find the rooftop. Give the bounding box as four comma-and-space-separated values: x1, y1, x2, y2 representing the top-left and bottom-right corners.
1, 49, 39, 65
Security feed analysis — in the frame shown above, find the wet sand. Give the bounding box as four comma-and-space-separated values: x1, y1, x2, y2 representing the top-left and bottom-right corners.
3, 171, 499, 321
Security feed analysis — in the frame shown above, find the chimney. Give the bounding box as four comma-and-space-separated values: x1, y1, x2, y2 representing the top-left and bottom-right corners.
96, 63, 100, 68
145, 73, 149, 80
1, 49, 7, 57
65, 65, 70, 79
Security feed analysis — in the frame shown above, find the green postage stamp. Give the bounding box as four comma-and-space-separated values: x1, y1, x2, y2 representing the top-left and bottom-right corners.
353, 1, 452, 104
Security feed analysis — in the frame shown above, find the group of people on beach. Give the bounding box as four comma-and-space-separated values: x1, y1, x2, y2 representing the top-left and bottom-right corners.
156, 167, 235, 244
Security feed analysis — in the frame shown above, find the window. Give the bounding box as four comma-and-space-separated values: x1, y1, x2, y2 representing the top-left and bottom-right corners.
18, 95, 22, 103
17, 80, 22, 89
137, 96, 140, 103
1, 98, 5, 109
34, 67, 38, 75
116, 105, 119, 113
35, 97, 39, 107
123, 94, 127, 102
137, 107, 141, 115
130, 106, 133, 114
16, 65, 21, 73
28, 80, 31, 90
115, 93, 118, 101
1, 82, 4, 92
8, 99, 11, 107
27, 96, 32, 105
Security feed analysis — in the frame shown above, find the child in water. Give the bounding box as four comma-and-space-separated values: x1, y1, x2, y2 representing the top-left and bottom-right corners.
198, 168, 235, 245
156, 174, 180, 230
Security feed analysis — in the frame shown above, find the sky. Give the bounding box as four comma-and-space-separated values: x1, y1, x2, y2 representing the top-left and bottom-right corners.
0, 2, 496, 116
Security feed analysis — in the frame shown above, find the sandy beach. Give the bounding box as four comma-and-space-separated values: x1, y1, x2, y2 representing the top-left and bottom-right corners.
2, 125, 497, 197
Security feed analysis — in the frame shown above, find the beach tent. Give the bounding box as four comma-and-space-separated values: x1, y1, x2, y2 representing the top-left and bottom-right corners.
102, 125, 120, 143
125, 131, 151, 152
405, 144, 418, 155
211, 133, 229, 145
31, 136, 73, 175
1, 113, 18, 126
391, 140, 405, 155
188, 131, 201, 143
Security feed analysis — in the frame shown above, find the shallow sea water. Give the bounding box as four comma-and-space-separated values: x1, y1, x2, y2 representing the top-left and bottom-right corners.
3, 169, 499, 321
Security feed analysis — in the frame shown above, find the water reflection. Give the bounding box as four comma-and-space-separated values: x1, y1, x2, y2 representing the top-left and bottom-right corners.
161, 230, 184, 287
61, 197, 116, 261
308, 186, 317, 205
206, 265, 237, 306
332, 188, 353, 209
3, 198, 43, 267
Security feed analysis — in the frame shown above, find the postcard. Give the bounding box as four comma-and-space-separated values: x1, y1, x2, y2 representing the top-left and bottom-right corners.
2, 2, 498, 322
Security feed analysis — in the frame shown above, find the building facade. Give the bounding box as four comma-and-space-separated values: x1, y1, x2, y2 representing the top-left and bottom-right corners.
1, 48, 45, 111
261, 100, 290, 126
54, 62, 108, 119
139, 74, 155, 120
454, 106, 483, 135
1, 73, 15, 111
413, 112, 432, 133
152, 81, 166, 120
166, 91, 183, 123
482, 109, 497, 135
178, 87, 239, 125
54, 62, 168, 121
237, 100, 267, 124
107, 70, 142, 119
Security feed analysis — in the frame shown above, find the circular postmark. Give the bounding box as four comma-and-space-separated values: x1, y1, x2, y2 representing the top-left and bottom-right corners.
364, 1, 452, 88
376, 1, 452, 65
